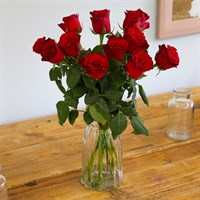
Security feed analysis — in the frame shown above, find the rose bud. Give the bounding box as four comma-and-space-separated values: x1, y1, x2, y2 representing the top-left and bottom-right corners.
123, 9, 150, 35
33, 37, 64, 64
90, 9, 111, 34
155, 45, 180, 70
58, 14, 82, 33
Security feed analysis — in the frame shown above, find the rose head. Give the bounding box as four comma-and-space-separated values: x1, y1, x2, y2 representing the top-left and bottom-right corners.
124, 26, 149, 54
80, 53, 109, 80
58, 14, 82, 33
103, 35, 128, 61
58, 32, 81, 57
155, 45, 180, 70
123, 9, 150, 34
90, 9, 111, 34
33, 37, 46, 54
125, 51, 153, 79
33, 37, 64, 64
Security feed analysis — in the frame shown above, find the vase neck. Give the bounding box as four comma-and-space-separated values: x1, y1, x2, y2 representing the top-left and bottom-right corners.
173, 88, 191, 99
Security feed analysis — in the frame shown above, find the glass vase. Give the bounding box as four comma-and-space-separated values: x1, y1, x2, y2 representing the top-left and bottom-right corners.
81, 122, 123, 191
167, 88, 194, 141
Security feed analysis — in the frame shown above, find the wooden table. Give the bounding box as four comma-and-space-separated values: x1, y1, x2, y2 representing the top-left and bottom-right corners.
0, 87, 200, 200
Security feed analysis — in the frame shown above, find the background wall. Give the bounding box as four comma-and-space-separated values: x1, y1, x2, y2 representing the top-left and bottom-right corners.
1, 0, 199, 125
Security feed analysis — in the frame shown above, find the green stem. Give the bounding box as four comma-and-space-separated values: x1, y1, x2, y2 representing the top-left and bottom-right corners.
107, 135, 117, 176
88, 151, 95, 182
80, 42, 83, 50
105, 134, 110, 165
87, 136, 99, 182
110, 139, 118, 159
87, 127, 119, 185
99, 34, 104, 46
98, 130, 103, 183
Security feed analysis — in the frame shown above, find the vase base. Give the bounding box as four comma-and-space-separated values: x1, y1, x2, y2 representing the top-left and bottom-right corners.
81, 180, 122, 192
167, 131, 191, 141
81, 170, 123, 191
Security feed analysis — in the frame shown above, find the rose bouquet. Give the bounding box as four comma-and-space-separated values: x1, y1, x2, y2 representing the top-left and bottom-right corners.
33, 9, 179, 191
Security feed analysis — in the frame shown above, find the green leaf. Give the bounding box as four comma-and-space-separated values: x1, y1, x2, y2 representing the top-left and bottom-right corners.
132, 85, 137, 100
49, 67, 62, 81
120, 106, 136, 117
64, 90, 78, 109
110, 71, 126, 88
100, 76, 112, 92
127, 86, 133, 98
83, 111, 94, 125
82, 74, 96, 89
68, 57, 78, 66
110, 112, 127, 140
115, 31, 122, 37
109, 59, 121, 72
104, 90, 123, 100
138, 84, 149, 106
107, 100, 118, 113
85, 90, 99, 105
106, 33, 113, 39
130, 115, 149, 136
131, 99, 137, 109
92, 45, 103, 53
95, 99, 110, 121
61, 65, 67, 76
67, 67, 81, 88
80, 48, 92, 57
55, 80, 66, 94
72, 83, 88, 98
119, 100, 127, 107
56, 101, 69, 125
89, 105, 107, 126
68, 110, 79, 125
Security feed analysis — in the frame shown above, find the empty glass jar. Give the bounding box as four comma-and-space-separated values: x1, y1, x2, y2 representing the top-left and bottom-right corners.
167, 88, 194, 141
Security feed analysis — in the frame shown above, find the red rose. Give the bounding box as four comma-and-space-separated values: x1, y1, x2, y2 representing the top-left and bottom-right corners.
90, 9, 111, 34
124, 26, 149, 54
103, 36, 128, 61
58, 32, 81, 57
80, 53, 109, 80
155, 45, 180, 70
33, 37, 64, 64
32, 37, 46, 54
58, 14, 82, 33
125, 51, 153, 79
123, 9, 150, 34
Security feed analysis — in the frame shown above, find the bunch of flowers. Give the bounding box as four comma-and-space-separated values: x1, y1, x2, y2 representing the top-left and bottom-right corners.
33, 9, 179, 139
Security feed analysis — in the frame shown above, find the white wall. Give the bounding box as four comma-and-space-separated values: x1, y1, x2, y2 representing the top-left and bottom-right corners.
1, 0, 200, 125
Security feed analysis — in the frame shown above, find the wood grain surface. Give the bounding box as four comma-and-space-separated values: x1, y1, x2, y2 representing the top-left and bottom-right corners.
0, 87, 200, 200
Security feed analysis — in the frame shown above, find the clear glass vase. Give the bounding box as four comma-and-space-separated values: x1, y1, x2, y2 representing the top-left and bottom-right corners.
167, 88, 194, 141
81, 122, 123, 191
